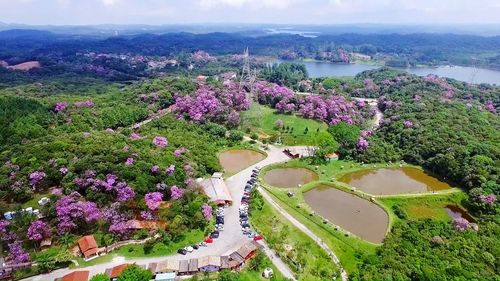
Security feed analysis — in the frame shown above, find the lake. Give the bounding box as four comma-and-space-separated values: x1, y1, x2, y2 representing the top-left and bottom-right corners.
264, 167, 318, 188
339, 167, 453, 195
218, 149, 265, 174
285, 60, 500, 84
304, 184, 389, 243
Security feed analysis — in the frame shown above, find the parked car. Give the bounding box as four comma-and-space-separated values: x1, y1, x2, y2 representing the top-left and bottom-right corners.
254, 235, 263, 241
199, 242, 208, 247
177, 248, 187, 255
185, 246, 194, 252
210, 231, 220, 238
204, 238, 214, 243
192, 244, 200, 250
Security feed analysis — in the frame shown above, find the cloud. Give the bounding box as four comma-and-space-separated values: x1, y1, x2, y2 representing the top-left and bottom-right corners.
102, 0, 119, 6
199, 0, 297, 9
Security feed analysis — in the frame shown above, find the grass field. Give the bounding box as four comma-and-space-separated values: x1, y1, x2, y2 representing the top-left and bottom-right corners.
241, 103, 328, 145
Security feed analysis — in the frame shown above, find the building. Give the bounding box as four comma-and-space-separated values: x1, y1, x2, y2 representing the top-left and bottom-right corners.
155, 260, 179, 273
58, 271, 89, 281
227, 252, 245, 269
325, 153, 339, 161
197, 256, 221, 272
106, 264, 129, 280
155, 272, 176, 281
235, 241, 259, 261
77, 235, 99, 260
178, 260, 189, 275
198, 173, 233, 205
187, 258, 198, 275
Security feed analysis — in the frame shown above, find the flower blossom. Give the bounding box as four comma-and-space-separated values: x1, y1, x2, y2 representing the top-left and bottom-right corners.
152, 136, 168, 148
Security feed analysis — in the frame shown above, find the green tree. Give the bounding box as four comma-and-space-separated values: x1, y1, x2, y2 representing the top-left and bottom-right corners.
90, 273, 110, 281
117, 264, 153, 281
313, 131, 339, 158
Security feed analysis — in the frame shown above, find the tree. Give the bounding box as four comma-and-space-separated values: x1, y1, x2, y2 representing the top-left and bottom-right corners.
312, 131, 339, 158
117, 264, 153, 281
90, 273, 110, 281
327, 122, 361, 157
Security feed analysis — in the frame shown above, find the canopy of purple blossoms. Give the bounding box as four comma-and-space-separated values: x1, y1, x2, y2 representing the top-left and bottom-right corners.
28, 171, 46, 187
74, 171, 135, 202
145, 192, 163, 211
174, 147, 189, 158
479, 194, 496, 204
357, 137, 369, 151
27, 220, 50, 242
165, 165, 175, 176
452, 217, 470, 231
7, 241, 30, 264
55, 195, 102, 234
403, 120, 414, 129
202, 204, 212, 220
152, 136, 168, 148
170, 186, 184, 200
173, 82, 249, 127
54, 102, 68, 113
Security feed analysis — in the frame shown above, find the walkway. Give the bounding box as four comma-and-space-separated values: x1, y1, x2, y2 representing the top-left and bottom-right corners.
257, 186, 348, 281
352, 97, 383, 130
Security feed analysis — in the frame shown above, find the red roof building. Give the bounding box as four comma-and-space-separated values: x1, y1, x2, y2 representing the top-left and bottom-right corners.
77, 235, 98, 259
61, 270, 89, 281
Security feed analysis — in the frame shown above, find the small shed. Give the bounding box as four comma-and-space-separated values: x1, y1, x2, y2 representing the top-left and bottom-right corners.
155, 272, 176, 281
187, 258, 198, 275
60, 270, 89, 281
325, 153, 339, 161
178, 260, 189, 275
235, 241, 259, 261
77, 235, 98, 260
198, 256, 220, 272
263, 268, 274, 279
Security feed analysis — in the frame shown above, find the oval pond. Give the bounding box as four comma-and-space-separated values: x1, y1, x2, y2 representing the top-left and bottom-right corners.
264, 168, 318, 188
304, 184, 389, 243
339, 167, 452, 195
218, 149, 265, 174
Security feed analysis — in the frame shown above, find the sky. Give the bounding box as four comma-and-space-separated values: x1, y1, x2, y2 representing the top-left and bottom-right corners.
1, 0, 500, 25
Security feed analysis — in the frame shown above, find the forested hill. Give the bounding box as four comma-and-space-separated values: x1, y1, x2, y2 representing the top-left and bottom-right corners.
1, 30, 500, 68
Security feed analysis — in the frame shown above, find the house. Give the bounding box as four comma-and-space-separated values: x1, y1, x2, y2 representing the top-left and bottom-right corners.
77, 235, 99, 260
198, 173, 233, 205
59, 270, 90, 281
220, 256, 229, 270
178, 260, 189, 276
235, 241, 259, 261
197, 256, 221, 272
155, 272, 176, 281
106, 263, 129, 280
155, 260, 179, 273
187, 258, 198, 275
325, 153, 339, 161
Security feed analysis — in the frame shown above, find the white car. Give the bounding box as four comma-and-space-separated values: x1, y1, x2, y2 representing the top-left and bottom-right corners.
185, 246, 194, 253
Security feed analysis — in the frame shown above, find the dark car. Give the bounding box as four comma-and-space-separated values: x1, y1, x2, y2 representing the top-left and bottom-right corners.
192, 244, 199, 250
210, 231, 220, 238
177, 248, 187, 255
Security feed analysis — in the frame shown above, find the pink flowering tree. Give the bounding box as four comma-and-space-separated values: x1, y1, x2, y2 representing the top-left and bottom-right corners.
56, 195, 102, 234
27, 220, 51, 242
452, 217, 470, 231
357, 137, 369, 151
144, 192, 163, 211
170, 186, 184, 200
54, 102, 68, 113
28, 171, 46, 188
152, 136, 168, 148
74, 100, 94, 108
7, 241, 30, 264
202, 204, 212, 220
174, 147, 188, 158
165, 165, 175, 176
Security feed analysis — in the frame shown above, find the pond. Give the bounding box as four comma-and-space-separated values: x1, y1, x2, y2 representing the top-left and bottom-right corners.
304, 184, 389, 243
445, 205, 476, 222
339, 167, 452, 195
264, 168, 318, 188
218, 149, 265, 174
278, 60, 500, 84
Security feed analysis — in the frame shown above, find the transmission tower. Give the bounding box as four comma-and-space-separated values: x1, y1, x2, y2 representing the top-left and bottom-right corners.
239, 48, 260, 126
467, 57, 480, 99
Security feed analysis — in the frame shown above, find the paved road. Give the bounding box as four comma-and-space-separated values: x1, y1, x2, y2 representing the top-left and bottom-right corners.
258, 186, 348, 281
23, 145, 299, 281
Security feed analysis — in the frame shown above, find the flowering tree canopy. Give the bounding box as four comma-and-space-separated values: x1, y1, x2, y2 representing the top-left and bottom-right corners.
27, 220, 50, 242
54, 102, 68, 113
7, 241, 30, 264
152, 136, 168, 148
202, 203, 212, 220
170, 185, 184, 200
144, 192, 163, 211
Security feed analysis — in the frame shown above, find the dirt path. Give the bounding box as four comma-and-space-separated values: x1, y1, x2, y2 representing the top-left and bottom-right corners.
353, 97, 383, 130
258, 186, 348, 281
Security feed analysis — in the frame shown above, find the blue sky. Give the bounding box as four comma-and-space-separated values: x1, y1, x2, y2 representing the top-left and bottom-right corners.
1, 0, 499, 25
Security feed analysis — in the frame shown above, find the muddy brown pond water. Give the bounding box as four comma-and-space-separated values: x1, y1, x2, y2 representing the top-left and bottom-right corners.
339, 167, 452, 195
304, 184, 389, 243
445, 205, 476, 222
264, 168, 319, 188
218, 149, 265, 173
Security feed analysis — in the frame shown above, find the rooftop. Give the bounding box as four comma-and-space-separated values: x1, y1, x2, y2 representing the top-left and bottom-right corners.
199, 173, 232, 203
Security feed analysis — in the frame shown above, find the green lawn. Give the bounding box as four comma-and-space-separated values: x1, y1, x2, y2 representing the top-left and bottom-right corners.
241, 104, 328, 145
250, 190, 340, 281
